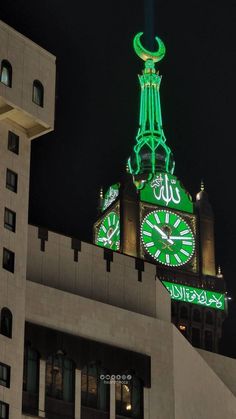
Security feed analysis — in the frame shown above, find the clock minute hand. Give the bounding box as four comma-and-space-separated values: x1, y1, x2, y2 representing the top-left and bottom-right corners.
169, 236, 192, 240
153, 225, 174, 245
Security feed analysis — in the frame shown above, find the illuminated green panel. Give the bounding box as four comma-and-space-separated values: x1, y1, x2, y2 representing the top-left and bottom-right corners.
133, 32, 166, 63
128, 33, 175, 180
102, 184, 120, 212
141, 210, 195, 266
140, 172, 193, 213
96, 211, 120, 251
162, 280, 225, 310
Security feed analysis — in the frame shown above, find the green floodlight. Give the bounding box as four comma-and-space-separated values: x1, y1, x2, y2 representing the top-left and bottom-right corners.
128, 32, 175, 185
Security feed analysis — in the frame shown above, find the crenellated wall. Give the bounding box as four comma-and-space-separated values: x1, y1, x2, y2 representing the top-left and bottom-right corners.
27, 224, 171, 322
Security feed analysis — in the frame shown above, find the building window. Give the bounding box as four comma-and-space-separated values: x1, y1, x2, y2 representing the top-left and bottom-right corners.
32, 80, 44, 107
192, 327, 201, 348
81, 363, 109, 411
180, 306, 188, 320
0, 401, 9, 419
206, 311, 213, 325
23, 346, 39, 393
46, 352, 75, 402
6, 169, 18, 193
116, 375, 143, 418
4, 208, 16, 232
0, 308, 12, 338
205, 330, 213, 351
2, 248, 15, 273
0, 60, 12, 87
8, 131, 19, 154
193, 309, 201, 322
0, 363, 10, 388
171, 301, 176, 317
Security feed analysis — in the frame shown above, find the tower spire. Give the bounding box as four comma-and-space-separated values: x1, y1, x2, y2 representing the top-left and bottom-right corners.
128, 33, 174, 184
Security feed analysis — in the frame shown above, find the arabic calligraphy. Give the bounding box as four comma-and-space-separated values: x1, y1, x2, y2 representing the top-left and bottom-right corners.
151, 173, 181, 206
162, 281, 225, 310
103, 186, 119, 211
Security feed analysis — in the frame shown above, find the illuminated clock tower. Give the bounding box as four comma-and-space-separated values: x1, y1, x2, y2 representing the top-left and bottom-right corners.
94, 32, 226, 352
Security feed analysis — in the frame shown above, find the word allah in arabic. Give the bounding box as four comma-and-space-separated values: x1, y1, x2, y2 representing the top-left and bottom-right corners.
151, 173, 181, 206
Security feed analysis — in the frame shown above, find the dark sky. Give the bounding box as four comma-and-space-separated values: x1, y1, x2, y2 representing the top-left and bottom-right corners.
1, 0, 236, 357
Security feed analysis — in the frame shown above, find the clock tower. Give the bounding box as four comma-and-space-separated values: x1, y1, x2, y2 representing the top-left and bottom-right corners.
94, 32, 226, 353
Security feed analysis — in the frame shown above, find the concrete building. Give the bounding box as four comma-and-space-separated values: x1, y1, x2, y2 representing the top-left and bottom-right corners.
0, 19, 56, 419
0, 19, 236, 419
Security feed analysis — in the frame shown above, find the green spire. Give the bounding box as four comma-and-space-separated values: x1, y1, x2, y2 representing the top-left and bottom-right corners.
128, 32, 175, 185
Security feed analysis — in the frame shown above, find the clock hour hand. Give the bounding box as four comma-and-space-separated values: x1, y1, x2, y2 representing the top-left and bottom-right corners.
105, 222, 119, 244
153, 225, 174, 245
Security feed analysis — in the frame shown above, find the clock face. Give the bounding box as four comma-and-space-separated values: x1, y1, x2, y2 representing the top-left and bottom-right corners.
96, 211, 120, 251
141, 209, 195, 267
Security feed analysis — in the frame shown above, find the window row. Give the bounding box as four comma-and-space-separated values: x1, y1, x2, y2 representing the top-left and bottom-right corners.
23, 349, 143, 418
172, 303, 214, 324
178, 324, 214, 351
0, 60, 44, 107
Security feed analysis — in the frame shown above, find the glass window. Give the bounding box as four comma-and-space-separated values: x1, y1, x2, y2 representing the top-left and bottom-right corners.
32, 80, 44, 107
171, 302, 176, 317
4, 208, 16, 232
81, 363, 109, 411
46, 353, 74, 402
192, 327, 201, 348
0, 308, 12, 338
2, 248, 15, 273
115, 375, 143, 418
0, 363, 10, 388
180, 306, 188, 320
8, 131, 19, 154
0, 60, 12, 87
206, 311, 213, 325
193, 309, 201, 322
0, 401, 9, 419
205, 330, 213, 351
6, 169, 18, 193
23, 346, 39, 393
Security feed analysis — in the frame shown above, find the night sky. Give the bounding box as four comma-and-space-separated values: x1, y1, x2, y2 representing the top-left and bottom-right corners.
0, 0, 236, 357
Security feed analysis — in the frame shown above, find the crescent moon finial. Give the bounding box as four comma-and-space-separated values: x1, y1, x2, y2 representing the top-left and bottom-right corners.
133, 32, 166, 63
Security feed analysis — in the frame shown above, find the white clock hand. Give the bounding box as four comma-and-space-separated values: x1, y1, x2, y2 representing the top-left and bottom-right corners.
169, 236, 192, 240
105, 222, 119, 244
153, 225, 174, 245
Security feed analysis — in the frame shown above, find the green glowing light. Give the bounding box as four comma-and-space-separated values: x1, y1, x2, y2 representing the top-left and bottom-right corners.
140, 172, 193, 213
128, 33, 174, 179
96, 211, 120, 251
133, 32, 166, 63
102, 184, 120, 212
162, 280, 225, 310
141, 210, 195, 266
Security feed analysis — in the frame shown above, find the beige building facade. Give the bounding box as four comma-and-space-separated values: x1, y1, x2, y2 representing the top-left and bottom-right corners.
0, 19, 55, 419
0, 19, 236, 419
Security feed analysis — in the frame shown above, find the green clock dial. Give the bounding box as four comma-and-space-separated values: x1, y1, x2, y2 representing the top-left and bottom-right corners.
96, 211, 120, 251
141, 210, 195, 266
